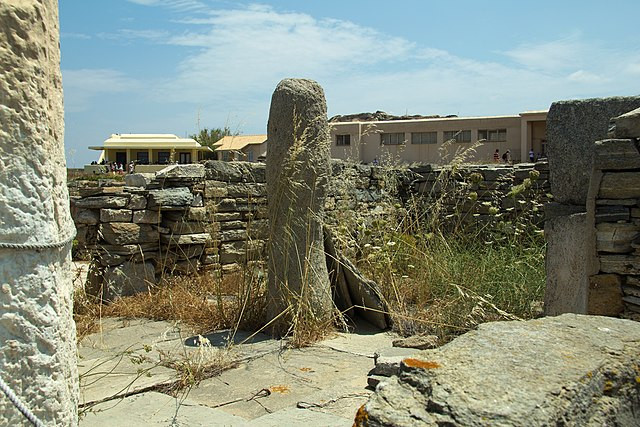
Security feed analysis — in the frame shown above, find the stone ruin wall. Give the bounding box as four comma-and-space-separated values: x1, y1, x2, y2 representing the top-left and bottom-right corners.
544, 95, 640, 318
587, 111, 640, 316
71, 159, 549, 296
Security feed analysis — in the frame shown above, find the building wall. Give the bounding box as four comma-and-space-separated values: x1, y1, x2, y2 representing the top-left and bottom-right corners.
330, 114, 544, 164
102, 148, 199, 164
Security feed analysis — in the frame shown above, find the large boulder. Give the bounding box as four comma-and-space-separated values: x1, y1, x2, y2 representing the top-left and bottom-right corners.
358, 314, 640, 426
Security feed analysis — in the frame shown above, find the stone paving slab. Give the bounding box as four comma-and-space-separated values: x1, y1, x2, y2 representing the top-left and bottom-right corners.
79, 391, 248, 426
185, 345, 373, 421
77, 318, 394, 425
319, 328, 398, 358
245, 407, 352, 426
78, 354, 176, 405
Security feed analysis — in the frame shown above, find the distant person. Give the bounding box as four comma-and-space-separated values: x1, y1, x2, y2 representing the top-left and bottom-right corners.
529, 149, 535, 162
493, 149, 500, 163
128, 161, 135, 174
502, 150, 510, 164
373, 157, 379, 166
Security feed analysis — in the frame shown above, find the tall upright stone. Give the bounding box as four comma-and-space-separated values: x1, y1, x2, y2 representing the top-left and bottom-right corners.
266, 79, 333, 334
0, 1, 78, 425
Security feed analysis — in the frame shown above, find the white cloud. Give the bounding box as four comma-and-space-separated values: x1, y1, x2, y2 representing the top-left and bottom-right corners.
126, 0, 207, 12
62, 69, 139, 113
70, 4, 640, 133
567, 70, 607, 84
502, 35, 591, 72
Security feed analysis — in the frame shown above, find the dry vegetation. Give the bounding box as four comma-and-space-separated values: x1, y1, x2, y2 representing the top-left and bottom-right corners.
74, 142, 546, 347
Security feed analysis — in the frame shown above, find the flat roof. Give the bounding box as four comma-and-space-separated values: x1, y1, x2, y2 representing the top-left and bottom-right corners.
330, 111, 548, 126
89, 133, 211, 151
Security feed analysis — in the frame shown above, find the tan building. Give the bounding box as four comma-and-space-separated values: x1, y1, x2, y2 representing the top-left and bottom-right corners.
213, 134, 267, 162
330, 111, 547, 164
89, 133, 212, 166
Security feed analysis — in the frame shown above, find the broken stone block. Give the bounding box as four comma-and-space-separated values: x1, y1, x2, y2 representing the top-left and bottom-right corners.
127, 194, 147, 210
600, 255, 640, 275
599, 172, 640, 199
160, 233, 211, 245
612, 107, 640, 138
156, 163, 205, 179
79, 186, 124, 197
100, 208, 133, 223
75, 195, 129, 209
148, 187, 194, 208
596, 222, 640, 253
100, 223, 159, 245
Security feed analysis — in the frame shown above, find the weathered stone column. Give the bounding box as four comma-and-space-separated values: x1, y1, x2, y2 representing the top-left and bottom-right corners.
0, 1, 78, 425
266, 78, 333, 334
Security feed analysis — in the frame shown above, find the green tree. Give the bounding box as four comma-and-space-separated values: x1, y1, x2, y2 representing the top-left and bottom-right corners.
191, 127, 233, 159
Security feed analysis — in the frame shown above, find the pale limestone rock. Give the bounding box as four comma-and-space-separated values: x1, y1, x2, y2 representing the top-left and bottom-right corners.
360, 315, 640, 426
0, 1, 78, 424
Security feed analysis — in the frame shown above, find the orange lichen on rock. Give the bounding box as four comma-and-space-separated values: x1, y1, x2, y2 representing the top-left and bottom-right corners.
269, 385, 290, 394
402, 358, 441, 369
353, 404, 369, 427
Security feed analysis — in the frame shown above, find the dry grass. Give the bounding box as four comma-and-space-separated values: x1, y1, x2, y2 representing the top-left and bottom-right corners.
74, 271, 268, 342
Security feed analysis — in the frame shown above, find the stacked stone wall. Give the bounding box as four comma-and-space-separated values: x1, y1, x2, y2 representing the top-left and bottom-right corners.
411, 162, 549, 225
587, 109, 640, 315
71, 160, 550, 295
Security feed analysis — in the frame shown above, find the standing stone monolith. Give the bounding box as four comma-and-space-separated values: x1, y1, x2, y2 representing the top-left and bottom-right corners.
0, 1, 78, 425
266, 78, 333, 334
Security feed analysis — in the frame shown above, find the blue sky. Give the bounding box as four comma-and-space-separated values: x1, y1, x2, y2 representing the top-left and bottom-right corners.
59, 0, 640, 166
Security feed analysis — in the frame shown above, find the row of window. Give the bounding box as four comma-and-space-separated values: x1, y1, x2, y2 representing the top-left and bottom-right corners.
335, 129, 507, 146
130, 151, 191, 164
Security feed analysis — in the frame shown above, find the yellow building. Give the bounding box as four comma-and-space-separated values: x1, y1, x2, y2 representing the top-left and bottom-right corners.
213, 134, 267, 162
329, 111, 548, 164
89, 134, 212, 167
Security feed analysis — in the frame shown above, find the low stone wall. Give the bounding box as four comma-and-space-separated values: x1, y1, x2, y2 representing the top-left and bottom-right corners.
71, 160, 550, 296
587, 114, 640, 315
410, 162, 550, 226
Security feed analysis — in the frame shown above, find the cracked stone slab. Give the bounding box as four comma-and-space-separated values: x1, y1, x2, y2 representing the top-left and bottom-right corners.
319, 328, 399, 358
186, 345, 372, 420
245, 407, 352, 426
78, 354, 177, 405
79, 391, 248, 426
